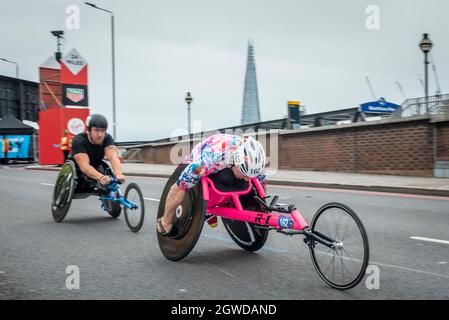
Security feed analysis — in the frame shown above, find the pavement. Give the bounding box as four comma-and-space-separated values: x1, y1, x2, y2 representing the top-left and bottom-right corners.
1, 166, 449, 299
25, 162, 449, 197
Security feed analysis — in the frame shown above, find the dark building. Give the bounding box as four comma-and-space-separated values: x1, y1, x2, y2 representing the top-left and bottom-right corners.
0, 75, 39, 122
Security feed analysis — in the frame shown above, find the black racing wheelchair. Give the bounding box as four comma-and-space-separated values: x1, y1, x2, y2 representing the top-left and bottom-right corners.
51, 160, 145, 232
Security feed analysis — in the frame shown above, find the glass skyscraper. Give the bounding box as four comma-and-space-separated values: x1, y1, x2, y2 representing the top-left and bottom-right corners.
241, 40, 261, 125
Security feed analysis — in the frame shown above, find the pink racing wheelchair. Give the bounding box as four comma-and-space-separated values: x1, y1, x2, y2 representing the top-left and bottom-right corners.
157, 165, 369, 290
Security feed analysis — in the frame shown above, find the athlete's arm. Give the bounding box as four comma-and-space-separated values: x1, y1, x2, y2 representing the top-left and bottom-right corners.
105, 146, 125, 182
74, 153, 110, 185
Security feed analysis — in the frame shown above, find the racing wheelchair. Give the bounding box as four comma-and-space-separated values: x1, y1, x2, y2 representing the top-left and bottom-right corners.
157, 165, 370, 290
51, 160, 145, 232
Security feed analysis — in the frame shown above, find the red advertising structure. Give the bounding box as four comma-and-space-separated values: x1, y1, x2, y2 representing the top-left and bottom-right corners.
38, 49, 90, 165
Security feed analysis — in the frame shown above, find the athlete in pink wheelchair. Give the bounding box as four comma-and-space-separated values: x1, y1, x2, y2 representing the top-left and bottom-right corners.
156, 134, 369, 290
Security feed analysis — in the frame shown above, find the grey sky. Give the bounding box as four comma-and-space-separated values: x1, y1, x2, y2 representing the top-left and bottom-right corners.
1, 0, 448, 141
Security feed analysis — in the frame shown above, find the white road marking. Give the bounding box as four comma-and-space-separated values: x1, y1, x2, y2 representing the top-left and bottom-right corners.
40, 183, 55, 187
410, 236, 449, 245
315, 250, 449, 279
144, 197, 160, 202
372, 261, 449, 279
437, 261, 448, 265
270, 185, 449, 201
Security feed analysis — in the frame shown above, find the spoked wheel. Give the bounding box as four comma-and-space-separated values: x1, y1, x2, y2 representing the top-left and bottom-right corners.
124, 182, 145, 232
308, 202, 369, 290
51, 161, 77, 222
222, 190, 269, 252
102, 199, 122, 218
157, 164, 206, 261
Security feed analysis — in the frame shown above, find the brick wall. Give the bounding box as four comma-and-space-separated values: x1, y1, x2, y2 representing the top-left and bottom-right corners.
436, 121, 449, 161
125, 117, 449, 177
278, 118, 435, 176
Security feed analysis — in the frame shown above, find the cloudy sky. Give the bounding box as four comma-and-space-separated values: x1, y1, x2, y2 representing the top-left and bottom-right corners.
1, 0, 448, 141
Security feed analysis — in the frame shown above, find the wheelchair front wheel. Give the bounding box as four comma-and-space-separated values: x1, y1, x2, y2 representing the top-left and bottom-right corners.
124, 182, 145, 232
308, 202, 369, 290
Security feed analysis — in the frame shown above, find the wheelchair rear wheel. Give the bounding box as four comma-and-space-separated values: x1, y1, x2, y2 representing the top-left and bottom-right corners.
157, 164, 206, 261
222, 191, 269, 252
51, 161, 77, 222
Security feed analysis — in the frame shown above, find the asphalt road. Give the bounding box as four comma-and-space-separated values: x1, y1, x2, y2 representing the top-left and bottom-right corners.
1, 165, 448, 299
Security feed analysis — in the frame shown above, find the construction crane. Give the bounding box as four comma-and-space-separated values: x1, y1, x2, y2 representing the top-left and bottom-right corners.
395, 81, 407, 100
430, 53, 442, 96
365, 76, 377, 100
418, 74, 425, 92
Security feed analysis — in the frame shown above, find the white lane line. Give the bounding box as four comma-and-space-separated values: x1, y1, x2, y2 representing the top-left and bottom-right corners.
372, 261, 449, 279
437, 261, 448, 265
315, 250, 449, 279
270, 185, 449, 201
40, 183, 55, 187
40, 182, 161, 202
410, 236, 449, 245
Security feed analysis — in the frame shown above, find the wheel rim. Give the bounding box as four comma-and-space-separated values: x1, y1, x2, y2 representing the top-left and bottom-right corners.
310, 204, 369, 289
124, 186, 143, 228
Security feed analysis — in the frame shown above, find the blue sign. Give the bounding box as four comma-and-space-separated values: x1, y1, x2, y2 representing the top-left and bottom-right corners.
360, 97, 400, 114
0, 135, 31, 159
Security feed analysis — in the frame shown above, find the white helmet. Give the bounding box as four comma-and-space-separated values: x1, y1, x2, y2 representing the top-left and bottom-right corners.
233, 136, 266, 178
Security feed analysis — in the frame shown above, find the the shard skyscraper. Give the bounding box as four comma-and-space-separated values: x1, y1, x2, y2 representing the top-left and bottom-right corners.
241, 40, 261, 124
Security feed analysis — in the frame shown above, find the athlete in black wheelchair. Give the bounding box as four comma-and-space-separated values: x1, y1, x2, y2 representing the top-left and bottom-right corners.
51, 114, 145, 232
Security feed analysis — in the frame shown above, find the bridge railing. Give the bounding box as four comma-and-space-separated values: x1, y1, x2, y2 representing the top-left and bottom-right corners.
390, 94, 449, 120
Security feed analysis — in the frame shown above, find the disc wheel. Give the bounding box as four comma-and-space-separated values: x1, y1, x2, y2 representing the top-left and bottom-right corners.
222, 190, 269, 252
51, 161, 76, 222
102, 199, 122, 218
156, 164, 206, 261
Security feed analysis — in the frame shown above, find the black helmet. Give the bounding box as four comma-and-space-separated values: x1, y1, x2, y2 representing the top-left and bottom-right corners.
86, 114, 108, 131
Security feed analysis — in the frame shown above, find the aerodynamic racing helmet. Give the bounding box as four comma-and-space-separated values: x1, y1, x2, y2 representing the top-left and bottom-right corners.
86, 114, 108, 131
233, 136, 266, 178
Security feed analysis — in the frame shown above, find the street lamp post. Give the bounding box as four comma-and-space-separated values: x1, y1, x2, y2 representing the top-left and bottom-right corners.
185, 92, 193, 135
85, 2, 117, 140
0, 58, 19, 78
419, 33, 433, 114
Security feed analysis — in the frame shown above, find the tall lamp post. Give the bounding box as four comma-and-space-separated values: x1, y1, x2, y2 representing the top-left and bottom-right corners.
185, 92, 193, 135
85, 2, 117, 140
0, 58, 19, 78
419, 33, 433, 114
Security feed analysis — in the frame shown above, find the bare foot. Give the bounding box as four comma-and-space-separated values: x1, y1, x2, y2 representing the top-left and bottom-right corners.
157, 217, 172, 235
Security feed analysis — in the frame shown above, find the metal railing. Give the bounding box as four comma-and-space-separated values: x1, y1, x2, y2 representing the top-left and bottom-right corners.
390, 93, 449, 120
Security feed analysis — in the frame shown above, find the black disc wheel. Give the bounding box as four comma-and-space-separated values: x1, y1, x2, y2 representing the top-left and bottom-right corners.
157, 164, 206, 261
51, 161, 77, 222
102, 199, 122, 218
222, 190, 269, 252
